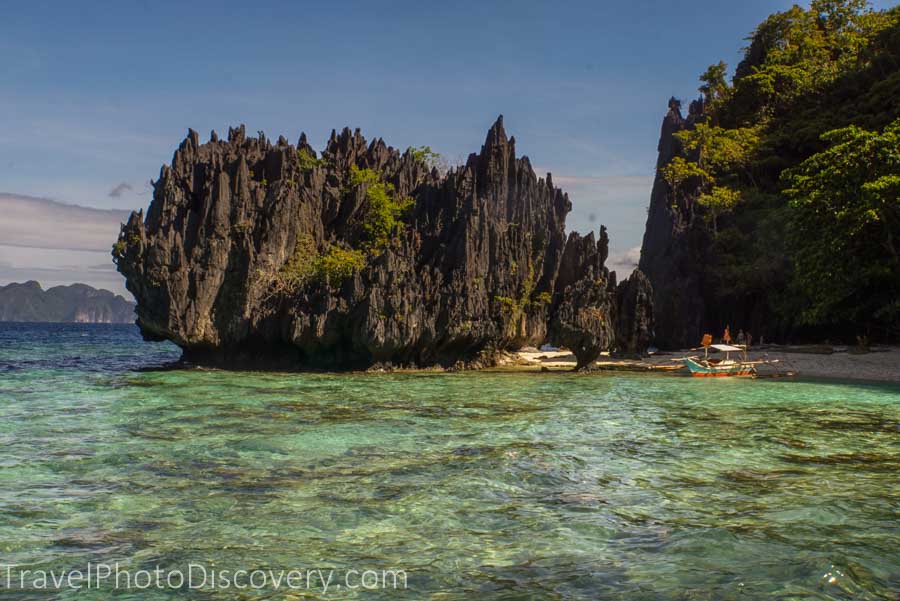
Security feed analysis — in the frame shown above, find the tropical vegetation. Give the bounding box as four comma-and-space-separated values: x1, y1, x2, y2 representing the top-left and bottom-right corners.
663, 0, 899, 337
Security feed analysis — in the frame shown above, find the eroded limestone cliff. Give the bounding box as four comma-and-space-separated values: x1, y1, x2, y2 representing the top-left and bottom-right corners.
638, 99, 708, 350
116, 117, 651, 369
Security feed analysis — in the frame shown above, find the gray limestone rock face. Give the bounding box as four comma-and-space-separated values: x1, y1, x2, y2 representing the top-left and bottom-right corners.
638, 99, 708, 350
615, 269, 654, 356
116, 117, 653, 369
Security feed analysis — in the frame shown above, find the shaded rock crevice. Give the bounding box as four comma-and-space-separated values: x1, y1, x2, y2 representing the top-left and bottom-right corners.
116, 116, 653, 369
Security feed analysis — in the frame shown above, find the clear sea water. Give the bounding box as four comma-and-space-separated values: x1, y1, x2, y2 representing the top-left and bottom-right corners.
0, 322, 897, 600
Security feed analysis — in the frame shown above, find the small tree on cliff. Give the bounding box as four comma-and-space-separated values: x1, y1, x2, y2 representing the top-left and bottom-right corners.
697, 186, 742, 235
666, 124, 760, 232
699, 61, 729, 105
349, 165, 415, 253
660, 157, 709, 209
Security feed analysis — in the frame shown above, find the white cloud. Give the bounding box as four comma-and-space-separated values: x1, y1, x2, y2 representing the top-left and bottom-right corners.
0, 194, 132, 296
607, 245, 642, 279
0, 193, 131, 252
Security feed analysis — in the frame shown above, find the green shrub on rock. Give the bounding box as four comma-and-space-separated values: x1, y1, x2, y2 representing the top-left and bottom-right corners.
312, 246, 366, 286
297, 147, 325, 172
349, 165, 414, 253
279, 235, 318, 288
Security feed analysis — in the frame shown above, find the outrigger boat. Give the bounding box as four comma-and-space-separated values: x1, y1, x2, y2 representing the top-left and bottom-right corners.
679, 332, 778, 377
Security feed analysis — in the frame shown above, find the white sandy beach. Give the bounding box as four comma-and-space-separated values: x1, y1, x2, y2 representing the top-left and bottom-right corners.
514, 346, 900, 383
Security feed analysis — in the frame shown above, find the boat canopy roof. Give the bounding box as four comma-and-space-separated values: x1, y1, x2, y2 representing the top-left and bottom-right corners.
711, 344, 744, 351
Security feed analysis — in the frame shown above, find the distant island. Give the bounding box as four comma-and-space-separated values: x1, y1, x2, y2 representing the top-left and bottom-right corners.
0, 281, 135, 324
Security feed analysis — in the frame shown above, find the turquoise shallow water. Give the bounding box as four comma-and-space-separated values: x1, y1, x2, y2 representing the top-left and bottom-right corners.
0, 323, 898, 600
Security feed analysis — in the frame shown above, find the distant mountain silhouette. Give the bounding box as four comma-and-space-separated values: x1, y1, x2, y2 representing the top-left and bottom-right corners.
0, 281, 135, 323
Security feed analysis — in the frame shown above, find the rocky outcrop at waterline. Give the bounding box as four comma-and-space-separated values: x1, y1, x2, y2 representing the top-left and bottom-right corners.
115, 116, 653, 369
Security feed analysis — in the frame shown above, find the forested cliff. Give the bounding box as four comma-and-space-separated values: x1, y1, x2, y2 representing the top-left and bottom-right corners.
640, 0, 899, 349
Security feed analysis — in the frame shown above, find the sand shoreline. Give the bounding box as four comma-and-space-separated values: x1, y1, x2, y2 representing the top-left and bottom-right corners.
512, 345, 900, 384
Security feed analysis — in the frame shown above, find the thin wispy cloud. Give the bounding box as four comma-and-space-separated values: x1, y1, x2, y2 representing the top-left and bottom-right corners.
0, 193, 129, 252
0, 193, 131, 295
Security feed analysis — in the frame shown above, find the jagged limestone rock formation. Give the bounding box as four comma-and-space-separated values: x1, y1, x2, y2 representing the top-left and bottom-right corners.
615, 269, 654, 356
638, 98, 708, 350
116, 117, 652, 369
547, 228, 615, 369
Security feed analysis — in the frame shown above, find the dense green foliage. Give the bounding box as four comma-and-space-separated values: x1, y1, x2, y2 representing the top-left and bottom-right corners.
660, 157, 708, 203
406, 145, 448, 173
407, 145, 437, 163
349, 165, 381, 187
277, 164, 416, 293
312, 246, 366, 285
279, 235, 318, 288
349, 165, 414, 252
665, 0, 900, 337
697, 186, 742, 234
297, 147, 325, 171
784, 119, 900, 327
111, 239, 127, 262
279, 236, 366, 289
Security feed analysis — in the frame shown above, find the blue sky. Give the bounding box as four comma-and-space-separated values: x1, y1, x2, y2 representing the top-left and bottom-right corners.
2, 0, 894, 293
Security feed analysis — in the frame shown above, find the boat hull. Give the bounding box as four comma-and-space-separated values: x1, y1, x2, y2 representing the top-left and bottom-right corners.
682, 357, 754, 377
